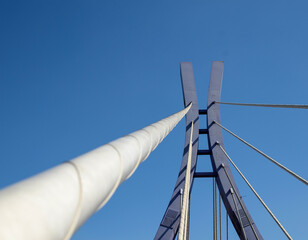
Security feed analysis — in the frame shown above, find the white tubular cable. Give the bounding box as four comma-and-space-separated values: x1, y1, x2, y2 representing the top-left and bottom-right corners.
178, 121, 193, 240
214, 121, 308, 186
0, 103, 191, 240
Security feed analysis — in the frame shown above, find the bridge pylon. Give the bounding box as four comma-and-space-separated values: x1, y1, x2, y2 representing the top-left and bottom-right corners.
154, 62, 263, 240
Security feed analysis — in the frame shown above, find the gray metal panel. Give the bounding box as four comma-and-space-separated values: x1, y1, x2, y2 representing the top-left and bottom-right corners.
207, 61, 263, 240
154, 62, 199, 240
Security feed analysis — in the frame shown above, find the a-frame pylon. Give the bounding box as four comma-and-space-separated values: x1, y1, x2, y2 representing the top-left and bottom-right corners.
154, 62, 263, 240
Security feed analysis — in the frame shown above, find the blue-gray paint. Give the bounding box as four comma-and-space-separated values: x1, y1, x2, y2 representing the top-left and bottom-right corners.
207, 61, 263, 240
154, 62, 199, 240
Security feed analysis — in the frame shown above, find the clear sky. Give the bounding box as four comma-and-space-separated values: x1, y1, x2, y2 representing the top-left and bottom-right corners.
0, 0, 307, 239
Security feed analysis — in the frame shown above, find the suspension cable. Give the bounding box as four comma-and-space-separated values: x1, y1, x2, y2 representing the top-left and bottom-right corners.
220, 163, 259, 239
215, 101, 308, 109
213, 178, 216, 240
215, 180, 217, 240
219, 193, 221, 240
217, 144, 293, 240
178, 121, 193, 240
184, 129, 193, 240
226, 212, 228, 240
186, 198, 191, 240
214, 121, 308, 186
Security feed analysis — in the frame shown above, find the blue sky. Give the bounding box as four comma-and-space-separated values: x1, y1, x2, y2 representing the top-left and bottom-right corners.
0, 0, 307, 239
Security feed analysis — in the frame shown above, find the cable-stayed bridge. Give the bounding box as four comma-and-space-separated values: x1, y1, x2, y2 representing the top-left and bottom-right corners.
0, 62, 307, 240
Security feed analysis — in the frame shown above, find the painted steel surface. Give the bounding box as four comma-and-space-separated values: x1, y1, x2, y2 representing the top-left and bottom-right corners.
154, 62, 199, 240
207, 61, 263, 240
0, 106, 190, 240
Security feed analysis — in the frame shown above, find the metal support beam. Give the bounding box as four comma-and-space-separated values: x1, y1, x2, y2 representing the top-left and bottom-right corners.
199, 129, 209, 134
199, 109, 207, 115
194, 172, 217, 178
207, 61, 263, 240
154, 62, 199, 240
197, 150, 212, 155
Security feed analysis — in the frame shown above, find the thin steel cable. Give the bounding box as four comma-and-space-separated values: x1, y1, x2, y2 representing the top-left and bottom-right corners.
215, 101, 308, 109
214, 121, 308, 186
220, 163, 259, 240
230, 188, 247, 240
218, 144, 293, 240
226, 212, 228, 240
219, 194, 221, 240
178, 121, 193, 240
186, 196, 191, 240
183, 201, 189, 240
215, 180, 217, 240
178, 190, 183, 239
184, 138, 192, 240
213, 178, 216, 240
185, 123, 193, 240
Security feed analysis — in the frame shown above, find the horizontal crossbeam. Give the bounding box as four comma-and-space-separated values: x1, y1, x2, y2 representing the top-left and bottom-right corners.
194, 172, 217, 178
199, 129, 209, 134
199, 109, 207, 115
197, 149, 212, 155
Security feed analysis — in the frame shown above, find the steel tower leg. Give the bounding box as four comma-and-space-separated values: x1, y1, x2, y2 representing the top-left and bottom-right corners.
154, 62, 199, 240
207, 61, 263, 239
